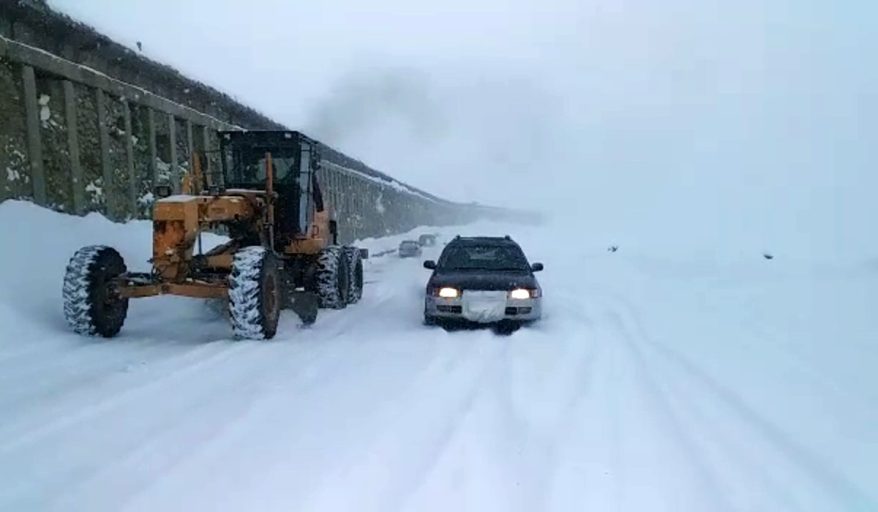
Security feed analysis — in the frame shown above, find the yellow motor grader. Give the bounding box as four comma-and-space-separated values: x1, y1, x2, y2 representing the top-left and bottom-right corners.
62, 131, 366, 340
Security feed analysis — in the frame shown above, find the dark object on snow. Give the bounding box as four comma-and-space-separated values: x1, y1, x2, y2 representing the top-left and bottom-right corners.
136, 41, 142, 51
608, 246, 619, 253
763, 253, 774, 260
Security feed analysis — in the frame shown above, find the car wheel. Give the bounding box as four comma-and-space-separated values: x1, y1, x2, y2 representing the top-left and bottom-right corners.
493, 321, 521, 336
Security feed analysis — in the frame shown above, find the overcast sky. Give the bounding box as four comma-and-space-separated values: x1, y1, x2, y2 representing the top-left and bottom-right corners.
49, 0, 878, 257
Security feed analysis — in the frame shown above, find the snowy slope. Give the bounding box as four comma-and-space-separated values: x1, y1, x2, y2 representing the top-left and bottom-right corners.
0, 200, 876, 511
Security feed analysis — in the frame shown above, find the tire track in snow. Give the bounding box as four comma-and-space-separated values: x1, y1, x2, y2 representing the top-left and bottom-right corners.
400, 295, 606, 512
535, 293, 722, 511
296, 338, 508, 512
642, 336, 878, 510
699, 287, 878, 411
535, 338, 625, 510
391, 346, 508, 512
118, 328, 482, 511
490, 308, 603, 511
0, 337, 228, 419
598, 290, 877, 510
0, 340, 250, 454
395, 339, 533, 512
608, 308, 732, 510
50, 333, 353, 512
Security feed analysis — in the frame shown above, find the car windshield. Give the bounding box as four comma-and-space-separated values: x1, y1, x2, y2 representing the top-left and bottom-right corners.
401, 242, 419, 249
439, 244, 529, 271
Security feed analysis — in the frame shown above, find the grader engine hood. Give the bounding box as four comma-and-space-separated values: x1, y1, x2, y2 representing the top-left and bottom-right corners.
152, 194, 258, 280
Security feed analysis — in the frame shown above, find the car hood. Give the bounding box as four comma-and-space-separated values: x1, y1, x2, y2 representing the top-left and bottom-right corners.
429, 271, 538, 291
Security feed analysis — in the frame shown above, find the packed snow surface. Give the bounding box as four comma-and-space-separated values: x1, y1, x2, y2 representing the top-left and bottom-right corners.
0, 200, 876, 511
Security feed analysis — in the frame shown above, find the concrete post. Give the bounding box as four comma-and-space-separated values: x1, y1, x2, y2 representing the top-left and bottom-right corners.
185, 119, 193, 173
331, 169, 339, 216
202, 124, 210, 153
147, 107, 157, 186
122, 101, 137, 216
201, 125, 212, 186
353, 176, 361, 241
349, 175, 357, 242
62, 80, 84, 214
346, 174, 353, 235
95, 88, 113, 217
21, 65, 46, 205
326, 169, 338, 214
168, 113, 177, 192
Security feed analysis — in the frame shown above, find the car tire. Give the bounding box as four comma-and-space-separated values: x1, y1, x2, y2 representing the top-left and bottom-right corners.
494, 321, 522, 336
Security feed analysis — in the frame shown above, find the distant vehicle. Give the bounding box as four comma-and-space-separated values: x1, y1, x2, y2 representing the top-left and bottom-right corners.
422, 236, 543, 332
418, 234, 437, 247
398, 240, 423, 258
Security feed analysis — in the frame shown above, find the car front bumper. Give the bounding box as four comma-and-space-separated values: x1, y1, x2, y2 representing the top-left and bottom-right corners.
425, 292, 542, 323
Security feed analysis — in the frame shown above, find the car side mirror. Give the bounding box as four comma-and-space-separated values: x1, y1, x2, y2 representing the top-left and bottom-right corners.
423, 260, 437, 270
531, 262, 544, 272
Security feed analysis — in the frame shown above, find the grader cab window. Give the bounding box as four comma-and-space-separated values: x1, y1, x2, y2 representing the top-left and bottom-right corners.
218, 133, 323, 237
223, 146, 298, 187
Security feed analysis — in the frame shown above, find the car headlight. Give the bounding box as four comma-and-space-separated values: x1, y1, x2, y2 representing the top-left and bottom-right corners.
509, 288, 534, 300
438, 287, 460, 298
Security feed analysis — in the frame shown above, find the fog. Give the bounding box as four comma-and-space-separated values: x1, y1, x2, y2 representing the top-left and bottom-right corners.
50, 0, 878, 258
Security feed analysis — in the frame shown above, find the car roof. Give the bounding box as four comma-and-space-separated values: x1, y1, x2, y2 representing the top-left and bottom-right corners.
446, 235, 519, 247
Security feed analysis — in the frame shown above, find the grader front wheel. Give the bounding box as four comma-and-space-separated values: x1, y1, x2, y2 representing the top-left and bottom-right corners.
62, 245, 129, 338
229, 246, 281, 340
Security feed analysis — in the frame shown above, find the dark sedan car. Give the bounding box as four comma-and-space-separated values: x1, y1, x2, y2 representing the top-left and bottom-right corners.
423, 236, 543, 329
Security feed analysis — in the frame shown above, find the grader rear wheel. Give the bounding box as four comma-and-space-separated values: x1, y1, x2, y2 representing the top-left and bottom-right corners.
315, 246, 349, 309
343, 246, 364, 304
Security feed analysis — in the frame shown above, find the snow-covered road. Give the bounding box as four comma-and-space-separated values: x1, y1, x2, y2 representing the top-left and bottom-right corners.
1, 201, 876, 511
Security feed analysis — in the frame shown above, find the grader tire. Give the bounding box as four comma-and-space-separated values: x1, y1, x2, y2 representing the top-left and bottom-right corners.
315, 246, 349, 309
62, 245, 129, 338
343, 246, 364, 304
229, 246, 281, 340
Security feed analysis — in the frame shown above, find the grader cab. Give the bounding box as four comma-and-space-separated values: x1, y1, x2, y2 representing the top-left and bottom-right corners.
62, 131, 366, 340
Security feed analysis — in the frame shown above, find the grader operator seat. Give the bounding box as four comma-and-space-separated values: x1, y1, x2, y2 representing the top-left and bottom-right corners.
219, 131, 324, 243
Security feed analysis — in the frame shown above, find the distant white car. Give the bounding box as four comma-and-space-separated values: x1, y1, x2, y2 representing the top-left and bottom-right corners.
418, 234, 438, 247
398, 240, 423, 258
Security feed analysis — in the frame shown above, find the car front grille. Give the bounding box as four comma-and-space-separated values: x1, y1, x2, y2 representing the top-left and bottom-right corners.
437, 305, 462, 314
